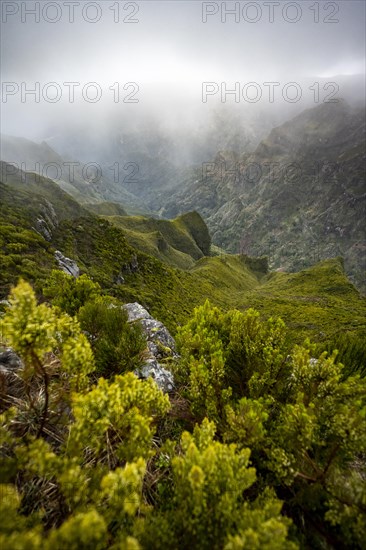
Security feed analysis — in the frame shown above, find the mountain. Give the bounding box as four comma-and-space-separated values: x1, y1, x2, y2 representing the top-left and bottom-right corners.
161, 101, 366, 292
1, 166, 365, 344
33, 104, 280, 214
84, 202, 128, 217
0, 160, 88, 221
0, 134, 148, 213
103, 211, 211, 270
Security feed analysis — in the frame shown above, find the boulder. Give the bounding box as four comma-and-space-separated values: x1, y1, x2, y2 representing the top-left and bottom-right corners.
33, 199, 59, 241
122, 254, 139, 274
136, 359, 174, 393
123, 302, 176, 392
124, 303, 152, 322
115, 272, 125, 285
55, 250, 80, 278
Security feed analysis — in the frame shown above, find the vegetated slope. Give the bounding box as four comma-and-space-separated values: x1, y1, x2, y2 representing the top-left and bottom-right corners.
0, 182, 57, 296
0, 174, 259, 327
49, 216, 261, 330
242, 257, 366, 343
0, 135, 148, 212
105, 211, 211, 269
1, 172, 365, 342
0, 161, 88, 221
84, 202, 128, 216
161, 101, 366, 293
0, 162, 97, 297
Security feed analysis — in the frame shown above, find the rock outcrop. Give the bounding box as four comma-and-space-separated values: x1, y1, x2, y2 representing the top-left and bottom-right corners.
34, 199, 59, 241
123, 302, 176, 393
0, 347, 25, 412
55, 251, 80, 277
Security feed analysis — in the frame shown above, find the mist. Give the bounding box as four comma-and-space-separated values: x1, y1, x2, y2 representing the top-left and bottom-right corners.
0, 0, 365, 168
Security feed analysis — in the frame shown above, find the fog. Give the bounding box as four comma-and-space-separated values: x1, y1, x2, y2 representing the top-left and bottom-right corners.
0, 0, 365, 165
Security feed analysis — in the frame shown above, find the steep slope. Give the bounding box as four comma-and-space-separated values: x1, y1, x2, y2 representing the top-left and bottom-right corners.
1, 175, 365, 344
0, 182, 57, 296
0, 161, 88, 221
0, 135, 147, 212
162, 101, 366, 292
242, 257, 366, 343
105, 211, 211, 269
84, 202, 127, 216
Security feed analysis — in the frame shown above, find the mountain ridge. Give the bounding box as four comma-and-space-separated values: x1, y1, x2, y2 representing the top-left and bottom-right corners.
161, 101, 366, 292
1, 170, 365, 344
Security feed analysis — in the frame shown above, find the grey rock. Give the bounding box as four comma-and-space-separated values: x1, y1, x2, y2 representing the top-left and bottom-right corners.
124, 302, 152, 322
34, 217, 53, 241
40, 199, 58, 228
130, 255, 139, 272
0, 348, 23, 372
123, 302, 176, 392
55, 250, 80, 278
33, 200, 59, 241
136, 359, 175, 393
122, 254, 139, 274
0, 348, 25, 412
115, 273, 125, 285
139, 318, 177, 356
0, 300, 10, 310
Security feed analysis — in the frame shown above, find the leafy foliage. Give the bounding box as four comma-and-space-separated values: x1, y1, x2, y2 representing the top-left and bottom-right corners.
1, 280, 94, 395
43, 269, 101, 316
176, 300, 366, 547
1, 181, 365, 548
143, 419, 296, 550
176, 301, 290, 421
0, 281, 169, 549
319, 330, 366, 378
78, 299, 146, 377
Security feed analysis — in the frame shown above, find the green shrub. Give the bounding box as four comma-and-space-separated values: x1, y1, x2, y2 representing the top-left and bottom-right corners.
319, 331, 366, 377
142, 419, 296, 550
1, 282, 365, 549
176, 300, 291, 422
0, 281, 170, 549
43, 270, 101, 316
78, 299, 146, 377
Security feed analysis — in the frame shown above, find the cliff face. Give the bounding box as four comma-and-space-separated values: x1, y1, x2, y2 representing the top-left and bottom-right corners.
162, 102, 366, 292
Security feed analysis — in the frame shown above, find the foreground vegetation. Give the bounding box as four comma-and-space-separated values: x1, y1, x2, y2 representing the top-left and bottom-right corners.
1, 168, 365, 547
0, 279, 365, 549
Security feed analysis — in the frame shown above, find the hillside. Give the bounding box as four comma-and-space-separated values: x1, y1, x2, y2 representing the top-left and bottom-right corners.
1, 151, 366, 550
0, 134, 148, 213
161, 101, 366, 293
2, 4, 366, 547
84, 202, 128, 217
1, 172, 365, 342
105, 211, 211, 269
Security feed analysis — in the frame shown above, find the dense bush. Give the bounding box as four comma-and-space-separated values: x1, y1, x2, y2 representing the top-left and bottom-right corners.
176, 300, 366, 547
43, 269, 101, 316
78, 299, 146, 377
0, 281, 169, 549
0, 285, 365, 549
319, 330, 366, 378
142, 419, 295, 550
43, 271, 146, 377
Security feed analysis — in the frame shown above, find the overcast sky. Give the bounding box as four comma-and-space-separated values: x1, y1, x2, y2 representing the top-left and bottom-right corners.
1, 0, 365, 139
